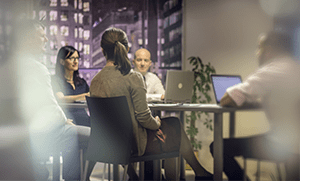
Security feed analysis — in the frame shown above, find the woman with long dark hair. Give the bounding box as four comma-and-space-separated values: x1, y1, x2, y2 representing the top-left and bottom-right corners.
90, 27, 213, 180
52, 46, 90, 126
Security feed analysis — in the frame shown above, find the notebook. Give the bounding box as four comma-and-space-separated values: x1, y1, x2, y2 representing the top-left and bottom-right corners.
211, 74, 242, 104
164, 70, 194, 104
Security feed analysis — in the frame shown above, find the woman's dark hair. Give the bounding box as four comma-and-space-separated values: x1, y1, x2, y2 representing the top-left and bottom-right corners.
100, 27, 131, 75
55, 46, 83, 85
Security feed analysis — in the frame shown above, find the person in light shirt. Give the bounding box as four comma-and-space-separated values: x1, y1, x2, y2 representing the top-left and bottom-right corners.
210, 31, 300, 180
133, 48, 165, 102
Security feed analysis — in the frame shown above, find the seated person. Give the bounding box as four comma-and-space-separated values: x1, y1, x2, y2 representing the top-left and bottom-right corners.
90, 27, 212, 180
133, 48, 165, 102
52, 46, 91, 127
210, 31, 300, 180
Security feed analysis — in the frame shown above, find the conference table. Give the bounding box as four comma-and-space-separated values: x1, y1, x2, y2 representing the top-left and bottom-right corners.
60, 102, 260, 180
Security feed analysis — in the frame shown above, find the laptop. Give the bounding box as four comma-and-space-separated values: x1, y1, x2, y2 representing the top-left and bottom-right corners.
211, 74, 242, 104
164, 70, 194, 104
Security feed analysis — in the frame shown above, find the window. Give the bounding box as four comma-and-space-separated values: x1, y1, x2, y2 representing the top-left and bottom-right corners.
50, 11, 57, 21
74, 0, 77, 9
74, 42, 78, 50
61, 41, 67, 47
83, 59, 90, 68
50, 25, 58, 36
60, 11, 68, 21
39, 11, 46, 21
83, 15, 90, 25
83, 2, 90, 12
61, 0, 68, 7
83, 44, 90, 55
83, 30, 90, 40
50, 40, 58, 50
74, 13, 78, 23
78, 0, 82, 9
138, 38, 142, 45
79, 13, 83, 24
79, 27, 83, 38
60, 26, 69, 36
79, 42, 83, 51
74, 28, 78, 38
50, 0, 57, 7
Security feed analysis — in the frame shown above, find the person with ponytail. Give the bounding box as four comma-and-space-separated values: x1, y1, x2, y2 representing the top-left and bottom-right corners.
52, 46, 91, 127
90, 27, 212, 180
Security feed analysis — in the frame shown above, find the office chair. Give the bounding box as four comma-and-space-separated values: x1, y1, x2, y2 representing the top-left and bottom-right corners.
83, 96, 181, 181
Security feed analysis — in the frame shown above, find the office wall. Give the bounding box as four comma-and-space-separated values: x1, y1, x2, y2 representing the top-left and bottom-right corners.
183, 0, 275, 178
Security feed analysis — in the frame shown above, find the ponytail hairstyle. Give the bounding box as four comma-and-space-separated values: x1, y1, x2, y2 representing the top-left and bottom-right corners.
100, 27, 131, 75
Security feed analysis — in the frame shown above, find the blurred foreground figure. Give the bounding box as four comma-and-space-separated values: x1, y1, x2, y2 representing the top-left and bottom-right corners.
210, 31, 300, 180
0, 18, 94, 180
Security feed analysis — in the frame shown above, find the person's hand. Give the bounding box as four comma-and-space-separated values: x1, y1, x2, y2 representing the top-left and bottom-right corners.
66, 119, 76, 126
155, 116, 161, 127
77, 92, 90, 101
161, 94, 165, 100
220, 92, 238, 107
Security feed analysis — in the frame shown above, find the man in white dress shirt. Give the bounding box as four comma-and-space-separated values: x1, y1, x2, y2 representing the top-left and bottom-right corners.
210, 31, 300, 180
133, 48, 165, 102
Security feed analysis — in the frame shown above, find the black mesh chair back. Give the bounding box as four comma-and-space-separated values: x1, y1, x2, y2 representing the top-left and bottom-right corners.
84, 96, 181, 181
85, 96, 133, 165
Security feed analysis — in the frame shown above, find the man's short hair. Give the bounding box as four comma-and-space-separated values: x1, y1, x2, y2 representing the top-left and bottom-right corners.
261, 31, 293, 55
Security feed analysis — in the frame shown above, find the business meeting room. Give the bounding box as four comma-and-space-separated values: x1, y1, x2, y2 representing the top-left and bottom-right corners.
0, 0, 304, 180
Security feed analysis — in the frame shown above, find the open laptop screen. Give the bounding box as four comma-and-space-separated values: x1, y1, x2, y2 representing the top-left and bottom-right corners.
211, 74, 242, 104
